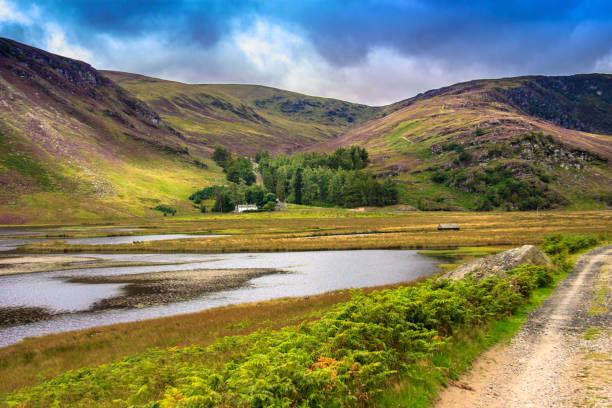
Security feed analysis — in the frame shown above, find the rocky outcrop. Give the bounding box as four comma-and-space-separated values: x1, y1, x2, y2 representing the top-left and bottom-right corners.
441, 245, 554, 281
496, 74, 612, 135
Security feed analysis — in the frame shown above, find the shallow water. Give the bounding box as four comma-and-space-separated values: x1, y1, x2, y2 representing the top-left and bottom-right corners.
0, 250, 441, 346
64, 234, 219, 245
0, 233, 218, 251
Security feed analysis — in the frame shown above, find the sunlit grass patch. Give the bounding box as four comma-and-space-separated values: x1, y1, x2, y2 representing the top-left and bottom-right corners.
589, 264, 610, 316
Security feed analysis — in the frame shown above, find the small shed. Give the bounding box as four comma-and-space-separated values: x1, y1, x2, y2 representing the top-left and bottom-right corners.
438, 223, 460, 231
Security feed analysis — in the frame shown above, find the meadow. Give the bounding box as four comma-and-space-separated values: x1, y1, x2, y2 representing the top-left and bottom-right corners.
18, 209, 612, 253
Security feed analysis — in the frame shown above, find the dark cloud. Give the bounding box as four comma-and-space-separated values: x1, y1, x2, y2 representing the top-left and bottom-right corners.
1, 0, 611, 104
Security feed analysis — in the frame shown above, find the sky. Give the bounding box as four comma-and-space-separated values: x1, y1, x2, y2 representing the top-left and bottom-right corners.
1, 0, 612, 105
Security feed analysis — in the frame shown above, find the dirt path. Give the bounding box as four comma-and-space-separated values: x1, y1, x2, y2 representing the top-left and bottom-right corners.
435, 245, 612, 408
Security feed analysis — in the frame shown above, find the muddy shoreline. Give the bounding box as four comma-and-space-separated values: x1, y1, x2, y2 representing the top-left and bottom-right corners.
67, 268, 284, 310
1, 268, 283, 326
0, 255, 210, 276
0, 307, 54, 326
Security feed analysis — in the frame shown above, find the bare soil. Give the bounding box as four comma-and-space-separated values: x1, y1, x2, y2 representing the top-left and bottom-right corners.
435, 245, 612, 408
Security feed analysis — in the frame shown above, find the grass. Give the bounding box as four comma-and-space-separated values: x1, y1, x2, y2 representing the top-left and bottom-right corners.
589, 263, 610, 315
582, 327, 603, 340
18, 210, 612, 253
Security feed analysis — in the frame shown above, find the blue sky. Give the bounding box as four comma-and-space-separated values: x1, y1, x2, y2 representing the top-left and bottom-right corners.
1, 0, 611, 105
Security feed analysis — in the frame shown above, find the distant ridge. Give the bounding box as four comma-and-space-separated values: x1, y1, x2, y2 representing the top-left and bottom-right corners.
103, 70, 381, 156
0, 37, 610, 222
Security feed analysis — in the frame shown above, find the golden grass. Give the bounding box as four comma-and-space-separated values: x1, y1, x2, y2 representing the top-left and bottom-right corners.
0, 281, 418, 395
21, 210, 612, 253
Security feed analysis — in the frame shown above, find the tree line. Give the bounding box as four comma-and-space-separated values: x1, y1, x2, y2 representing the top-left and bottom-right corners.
193, 146, 398, 212
257, 146, 398, 207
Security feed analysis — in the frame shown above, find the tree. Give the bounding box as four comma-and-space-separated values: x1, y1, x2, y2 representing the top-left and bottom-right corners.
263, 192, 277, 204
293, 167, 304, 204
275, 167, 288, 201
254, 150, 270, 163
227, 182, 247, 205
246, 184, 265, 206
212, 146, 232, 168
381, 178, 399, 205
302, 168, 320, 204
225, 157, 256, 185
213, 190, 234, 212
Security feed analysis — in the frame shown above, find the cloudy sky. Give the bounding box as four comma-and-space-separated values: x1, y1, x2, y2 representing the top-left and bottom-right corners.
1, 0, 612, 105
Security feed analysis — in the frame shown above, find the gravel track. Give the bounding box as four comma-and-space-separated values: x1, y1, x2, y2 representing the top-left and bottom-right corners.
435, 245, 612, 408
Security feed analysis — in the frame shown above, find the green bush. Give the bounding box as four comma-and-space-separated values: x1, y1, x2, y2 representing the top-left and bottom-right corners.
262, 201, 276, 211
152, 205, 176, 216
541, 233, 599, 257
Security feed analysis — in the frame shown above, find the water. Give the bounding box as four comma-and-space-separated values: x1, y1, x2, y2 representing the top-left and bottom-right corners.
64, 234, 219, 245
0, 233, 218, 251
0, 250, 441, 346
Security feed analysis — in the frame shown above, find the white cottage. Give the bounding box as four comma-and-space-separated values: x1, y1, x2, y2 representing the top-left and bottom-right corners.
234, 204, 258, 213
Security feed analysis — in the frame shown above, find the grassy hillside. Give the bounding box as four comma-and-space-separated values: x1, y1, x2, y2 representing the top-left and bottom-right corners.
1, 37, 611, 222
313, 75, 612, 211
0, 38, 223, 224
103, 71, 381, 156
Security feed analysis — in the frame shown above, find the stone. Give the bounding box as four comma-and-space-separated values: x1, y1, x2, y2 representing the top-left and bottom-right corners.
441, 245, 554, 281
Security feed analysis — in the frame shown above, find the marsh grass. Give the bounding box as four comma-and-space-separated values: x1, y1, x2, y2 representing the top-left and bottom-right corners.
19, 211, 612, 253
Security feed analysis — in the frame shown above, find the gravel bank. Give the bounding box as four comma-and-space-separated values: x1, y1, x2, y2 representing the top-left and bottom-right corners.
67, 268, 284, 309
0, 255, 201, 276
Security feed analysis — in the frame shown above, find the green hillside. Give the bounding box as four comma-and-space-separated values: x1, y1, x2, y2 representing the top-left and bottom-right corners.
314, 75, 612, 211
103, 71, 381, 156
1, 37, 611, 223
0, 38, 223, 224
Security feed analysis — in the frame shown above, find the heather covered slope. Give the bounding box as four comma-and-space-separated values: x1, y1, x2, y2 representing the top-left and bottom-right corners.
103, 71, 381, 156
314, 75, 612, 210
1, 36, 611, 222
0, 38, 222, 224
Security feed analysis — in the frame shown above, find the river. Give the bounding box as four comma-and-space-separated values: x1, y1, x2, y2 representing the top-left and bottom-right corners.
0, 249, 441, 346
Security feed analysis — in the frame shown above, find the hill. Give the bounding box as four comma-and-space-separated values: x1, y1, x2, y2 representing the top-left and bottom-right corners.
1, 37, 610, 222
103, 71, 381, 156
313, 75, 612, 211
0, 38, 222, 224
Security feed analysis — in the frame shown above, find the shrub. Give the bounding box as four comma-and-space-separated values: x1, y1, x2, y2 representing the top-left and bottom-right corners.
262, 201, 276, 211
152, 205, 176, 216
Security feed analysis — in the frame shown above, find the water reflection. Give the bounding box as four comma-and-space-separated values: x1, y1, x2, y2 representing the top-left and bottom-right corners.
0, 250, 441, 346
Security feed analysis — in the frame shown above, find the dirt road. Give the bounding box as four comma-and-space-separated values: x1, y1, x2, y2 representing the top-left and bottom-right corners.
435, 245, 612, 408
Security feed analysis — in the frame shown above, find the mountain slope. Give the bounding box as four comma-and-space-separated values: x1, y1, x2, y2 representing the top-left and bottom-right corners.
313, 75, 612, 210
0, 38, 221, 223
1, 37, 610, 221
103, 71, 381, 156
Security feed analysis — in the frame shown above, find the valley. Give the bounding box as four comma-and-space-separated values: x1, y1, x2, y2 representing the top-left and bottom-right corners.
0, 35, 611, 408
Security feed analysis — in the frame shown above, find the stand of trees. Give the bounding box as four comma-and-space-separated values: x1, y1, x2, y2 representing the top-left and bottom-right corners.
195, 146, 398, 212
212, 146, 256, 185
189, 184, 277, 213
257, 147, 398, 207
